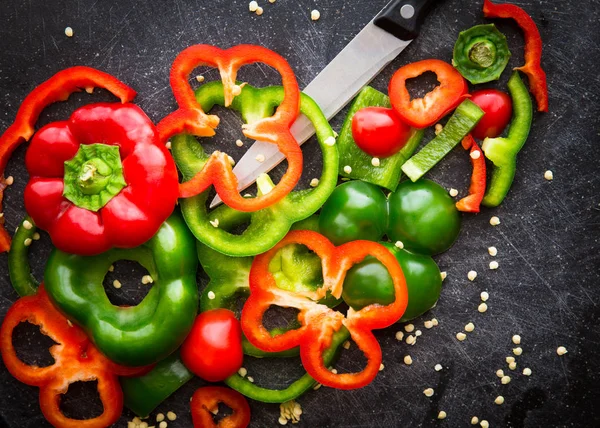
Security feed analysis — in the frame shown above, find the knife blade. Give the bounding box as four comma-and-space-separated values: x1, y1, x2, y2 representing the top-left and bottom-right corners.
211, 0, 437, 208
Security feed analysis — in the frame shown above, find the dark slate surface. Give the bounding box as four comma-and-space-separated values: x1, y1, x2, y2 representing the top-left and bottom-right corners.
1, 0, 599, 427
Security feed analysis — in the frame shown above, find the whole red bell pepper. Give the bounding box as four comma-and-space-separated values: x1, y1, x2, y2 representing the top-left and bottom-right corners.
483, 0, 548, 112
191, 386, 251, 428
24, 102, 178, 256
158, 44, 303, 212
0, 286, 149, 428
241, 230, 408, 390
456, 134, 487, 213
0, 66, 137, 253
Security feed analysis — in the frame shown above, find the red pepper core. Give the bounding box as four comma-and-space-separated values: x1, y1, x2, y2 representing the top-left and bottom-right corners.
0, 66, 137, 253
457, 135, 487, 213
241, 230, 408, 390
158, 44, 302, 212
191, 386, 251, 428
483, 0, 548, 112
0, 286, 149, 428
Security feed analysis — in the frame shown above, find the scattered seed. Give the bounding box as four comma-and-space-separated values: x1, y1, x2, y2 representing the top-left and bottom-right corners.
113, 280, 122, 289
156, 413, 165, 422
432, 318, 439, 326
141, 275, 154, 285
440, 271, 447, 281
501, 375, 511, 384
489, 261, 499, 270
394, 241, 404, 249
471, 416, 479, 425
67, 320, 73, 327
238, 367, 247, 377
33, 232, 41, 241
23, 220, 33, 230
415, 330, 422, 337
395, 331, 404, 341
480, 291, 489, 301
496, 369, 504, 378
228, 155, 235, 166
490, 216, 501, 226
343, 341, 351, 350
85, 87, 94, 94
255, 6, 264, 15
311, 9, 321, 20
405, 324, 415, 333
513, 347, 523, 356
324, 136, 336, 146
435, 364, 443, 372
557, 346, 568, 356
159, 422, 167, 428
523, 367, 532, 376
423, 388, 434, 397
506, 356, 515, 364
480, 420, 489, 428
371, 157, 381, 167
5, 176, 14, 185
313, 383, 322, 390
167, 411, 177, 421
544, 170, 554, 181
108, 265, 115, 272
509, 361, 517, 370
478, 303, 488, 313
343, 165, 352, 174
24, 238, 32, 247
434, 123, 443, 135
379, 363, 385, 371
249, 1, 258, 12
406, 335, 416, 345
165, 141, 172, 149
437, 411, 447, 420
495, 396, 505, 405
512, 335, 521, 345
465, 322, 475, 332
207, 291, 216, 300
255, 154, 265, 163
403, 355, 413, 365
196, 75, 205, 82
449, 188, 459, 197
488, 246, 498, 256
470, 150, 481, 159
310, 178, 320, 188
424, 321, 434, 329
209, 219, 219, 228
456, 332, 467, 341
468, 270, 478, 281
65, 27, 74, 37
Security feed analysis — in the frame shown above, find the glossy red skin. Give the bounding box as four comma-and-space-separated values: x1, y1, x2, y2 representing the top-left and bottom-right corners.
470, 89, 513, 140
351, 107, 412, 158
181, 309, 244, 383
24, 103, 178, 256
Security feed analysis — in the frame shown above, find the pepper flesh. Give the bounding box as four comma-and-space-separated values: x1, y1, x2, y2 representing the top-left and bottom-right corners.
8, 216, 39, 297
482, 72, 533, 207
456, 135, 487, 213
483, 0, 548, 112
242, 230, 408, 390
0, 286, 148, 428
191, 386, 251, 428
159, 44, 303, 212
172, 81, 338, 257
0, 66, 136, 252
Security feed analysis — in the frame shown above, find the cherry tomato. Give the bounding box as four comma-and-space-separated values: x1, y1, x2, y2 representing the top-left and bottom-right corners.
470, 89, 513, 140
181, 309, 243, 382
351, 107, 412, 158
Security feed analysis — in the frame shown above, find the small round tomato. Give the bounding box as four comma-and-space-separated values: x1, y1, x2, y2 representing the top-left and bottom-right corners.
351, 107, 412, 158
181, 309, 243, 382
470, 89, 513, 140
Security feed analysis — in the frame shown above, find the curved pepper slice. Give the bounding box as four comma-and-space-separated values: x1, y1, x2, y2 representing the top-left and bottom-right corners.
159, 44, 302, 212
389, 59, 469, 129
241, 230, 408, 390
483, 0, 548, 112
8, 216, 39, 297
0, 286, 148, 428
456, 135, 487, 213
0, 66, 136, 253
191, 386, 251, 428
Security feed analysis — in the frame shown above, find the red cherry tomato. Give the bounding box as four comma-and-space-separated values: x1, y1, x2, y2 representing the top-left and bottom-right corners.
181, 309, 243, 382
351, 107, 412, 158
470, 89, 513, 140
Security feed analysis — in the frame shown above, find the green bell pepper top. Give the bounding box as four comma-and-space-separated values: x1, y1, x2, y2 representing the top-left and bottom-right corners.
44, 212, 198, 366
482, 72, 533, 207
8, 216, 39, 297
338, 86, 424, 191
401, 99, 484, 182
121, 350, 193, 417
171, 81, 339, 257
453, 24, 511, 84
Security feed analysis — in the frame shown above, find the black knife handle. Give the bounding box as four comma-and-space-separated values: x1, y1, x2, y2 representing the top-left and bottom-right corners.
374, 0, 438, 41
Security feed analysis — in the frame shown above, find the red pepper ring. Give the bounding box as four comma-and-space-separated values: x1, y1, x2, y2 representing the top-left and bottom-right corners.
0, 66, 137, 253
158, 44, 303, 212
191, 386, 251, 428
0, 286, 149, 428
456, 135, 487, 213
241, 230, 408, 390
483, 0, 548, 112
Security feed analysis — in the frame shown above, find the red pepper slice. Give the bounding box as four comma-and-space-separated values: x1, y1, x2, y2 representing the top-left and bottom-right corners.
0, 285, 149, 427
158, 44, 302, 212
191, 386, 251, 428
483, 0, 548, 112
456, 135, 487, 213
0, 66, 137, 253
389, 59, 469, 129
241, 230, 408, 390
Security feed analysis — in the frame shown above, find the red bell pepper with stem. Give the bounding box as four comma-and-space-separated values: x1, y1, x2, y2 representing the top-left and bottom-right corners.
483, 0, 548, 112
24, 102, 179, 256
0, 286, 150, 428
0, 66, 136, 253
242, 230, 408, 390
456, 135, 487, 213
191, 386, 251, 428
158, 44, 302, 212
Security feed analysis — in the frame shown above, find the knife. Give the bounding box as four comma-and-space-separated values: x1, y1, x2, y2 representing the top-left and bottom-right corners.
210, 0, 438, 208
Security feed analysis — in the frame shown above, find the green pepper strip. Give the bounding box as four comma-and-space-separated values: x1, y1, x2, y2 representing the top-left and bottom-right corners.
338, 86, 424, 192
482, 72, 533, 207
171, 81, 338, 257
401, 99, 484, 182
8, 216, 39, 297
453, 24, 511, 84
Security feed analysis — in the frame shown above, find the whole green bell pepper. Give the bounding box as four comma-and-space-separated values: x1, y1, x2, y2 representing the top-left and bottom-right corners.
44, 212, 198, 366
171, 81, 339, 257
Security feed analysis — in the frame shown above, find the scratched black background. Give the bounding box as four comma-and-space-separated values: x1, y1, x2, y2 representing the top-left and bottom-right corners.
1, 0, 599, 427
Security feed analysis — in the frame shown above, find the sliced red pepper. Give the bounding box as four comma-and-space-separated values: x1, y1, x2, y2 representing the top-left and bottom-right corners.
241, 230, 408, 390
483, 0, 548, 112
389, 59, 469, 129
0, 66, 136, 253
0, 285, 149, 427
456, 135, 487, 213
191, 386, 251, 428
158, 44, 302, 212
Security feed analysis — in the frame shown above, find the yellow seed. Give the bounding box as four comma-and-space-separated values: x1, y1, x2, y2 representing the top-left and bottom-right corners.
488, 246, 498, 256
495, 396, 504, 405
156, 413, 165, 422
238, 367, 247, 377
470, 150, 481, 159
557, 346, 568, 355
342, 341, 351, 350
434, 124, 443, 135
113, 280, 122, 289
478, 303, 488, 313
480, 291, 489, 301
403, 355, 413, 365
159, 422, 167, 428
166, 411, 176, 421
404, 324, 415, 333
471, 416, 479, 425
513, 347, 523, 356
5, 176, 14, 185
207, 291, 216, 300
465, 322, 475, 332
65, 27, 74, 37
255, 6, 264, 16
437, 411, 447, 420
440, 271, 447, 281
24, 238, 32, 247
395, 331, 404, 341
371, 157, 381, 167
196, 75, 205, 82
512, 335, 521, 345
468, 270, 478, 281
449, 188, 459, 197
501, 375, 511, 384
424, 321, 434, 329
481, 420, 489, 428
523, 367, 532, 376
324, 136, 336, 146
506, 356, 515, 364
435, 364, 443, 371
490, 216, 501, 226
423, 388, 434, 397
311, 9, 321, 20
343, 165, 352, 174
249, 1, 258, 12
496, 369, 504, 378
544, 170, 554, 181
456, 332, 467, 341
23, 220, 33, 230
255, 154, 265, 163
379, 363, 384, 371
33, 233, 41, 241
310, 178, 320, 188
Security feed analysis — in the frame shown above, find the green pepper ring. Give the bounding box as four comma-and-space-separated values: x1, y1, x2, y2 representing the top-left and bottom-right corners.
44, 212, 198, 366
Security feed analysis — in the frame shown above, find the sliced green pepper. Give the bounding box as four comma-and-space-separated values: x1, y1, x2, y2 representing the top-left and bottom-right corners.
453, 24, 511, 84
338, 86, 424, 191
401, 99, 484, 182
44, 212, 198, 366
482, 72, 533, 207
8, 216, 39, 297
171, 81, 338, 257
